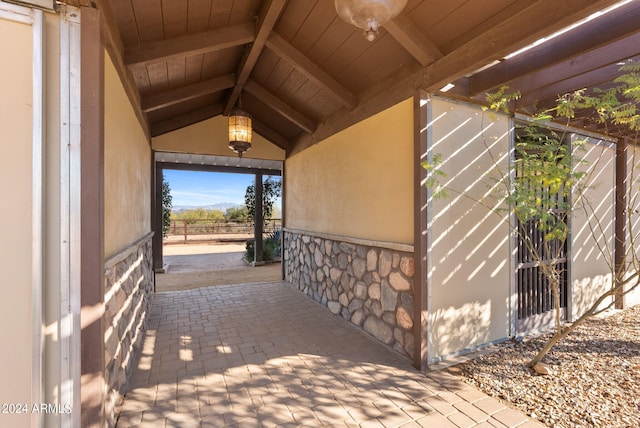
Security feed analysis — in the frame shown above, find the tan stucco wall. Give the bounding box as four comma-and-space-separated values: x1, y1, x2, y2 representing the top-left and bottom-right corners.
104, 50, 151, 258
152, 115, 285, 160
284, 98, 414, 244
428, 97, 512, 361
0, 12, 33, 423
571, 137, 616, 319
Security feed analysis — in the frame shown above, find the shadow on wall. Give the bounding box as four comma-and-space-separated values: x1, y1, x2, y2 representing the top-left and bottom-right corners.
429, 300, 492, 361
571, 274, 613, 321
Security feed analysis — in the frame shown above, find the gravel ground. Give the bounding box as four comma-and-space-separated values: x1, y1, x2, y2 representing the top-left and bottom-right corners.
457, 305, 640, 428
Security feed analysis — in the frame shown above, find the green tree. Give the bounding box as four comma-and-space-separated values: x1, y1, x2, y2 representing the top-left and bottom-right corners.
245, 176, 282, 226
225, 206, 249, 220
161, 177, 172, 237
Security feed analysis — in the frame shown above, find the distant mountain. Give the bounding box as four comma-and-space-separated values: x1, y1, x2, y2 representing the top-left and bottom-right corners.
172, 202, 243, 213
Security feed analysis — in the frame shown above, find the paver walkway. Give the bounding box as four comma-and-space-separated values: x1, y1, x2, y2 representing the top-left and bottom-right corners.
116, 281, 544, 428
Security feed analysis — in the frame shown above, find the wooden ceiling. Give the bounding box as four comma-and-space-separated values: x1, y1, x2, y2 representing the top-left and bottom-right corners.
67, 0, 640, 155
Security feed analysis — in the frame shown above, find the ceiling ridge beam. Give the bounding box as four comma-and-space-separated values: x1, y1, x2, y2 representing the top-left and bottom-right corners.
385, 14, 443, 66
469, 1, 640, 94
150, 104, 224, 137
142, 74, 235, 113
124, 23, 255, 68
224, 0, 288, 115
245, 79, 316, 133
265, 32, 357, 108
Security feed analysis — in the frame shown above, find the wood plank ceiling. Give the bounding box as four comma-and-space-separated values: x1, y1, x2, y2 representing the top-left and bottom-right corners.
78, 0, 640, 155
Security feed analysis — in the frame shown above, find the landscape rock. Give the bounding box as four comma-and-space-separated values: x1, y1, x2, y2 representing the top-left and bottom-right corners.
532, 362, 553, 376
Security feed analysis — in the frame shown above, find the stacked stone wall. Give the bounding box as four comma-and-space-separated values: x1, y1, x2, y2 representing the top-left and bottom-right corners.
284, 230, 415, 357
103, 233, 154, 427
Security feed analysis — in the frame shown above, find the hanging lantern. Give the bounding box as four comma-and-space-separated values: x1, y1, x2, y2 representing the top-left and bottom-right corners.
228, 108, 252, 158
335, 0, 407, 41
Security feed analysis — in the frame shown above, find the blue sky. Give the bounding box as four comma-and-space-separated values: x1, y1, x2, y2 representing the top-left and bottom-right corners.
163, 170, 256, 207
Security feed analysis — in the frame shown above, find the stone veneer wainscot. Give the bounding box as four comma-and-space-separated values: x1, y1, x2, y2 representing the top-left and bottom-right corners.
103, 232, 154, 427
284, 229, 415, 357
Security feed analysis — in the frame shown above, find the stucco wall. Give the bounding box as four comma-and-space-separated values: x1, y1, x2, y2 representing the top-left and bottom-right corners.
104, 50, 151, 258
285, 98, 414, 244
0, 12, 34, 425
152, 115, 285, 161
571, 136, 616, 319
427, 97, 512, 362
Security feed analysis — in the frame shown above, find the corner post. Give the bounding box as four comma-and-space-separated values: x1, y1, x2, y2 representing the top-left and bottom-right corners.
413, 92, 429, 370
153, 162, 164, 273
254, 173, 264, 263
614, 137, 628, 309
80, 6, 106, 426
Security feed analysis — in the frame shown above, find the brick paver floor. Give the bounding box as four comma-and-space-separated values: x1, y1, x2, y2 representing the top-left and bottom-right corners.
116, 281, 544, 428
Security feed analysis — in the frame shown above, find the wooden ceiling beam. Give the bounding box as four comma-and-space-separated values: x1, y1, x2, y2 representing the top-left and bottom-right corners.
124, 23, 255, 68
420, 0, 624, 94
468, 1, 640, 95
507, 32, 640, 99
385, 14, 443, 66
515, 63, 624, 108
224, 0, 288, 115
150, 104, 224, 137
252, 119, 290, 151
142, 74, 235, 113
265, 33, 357, 108
245, 79, 316, 133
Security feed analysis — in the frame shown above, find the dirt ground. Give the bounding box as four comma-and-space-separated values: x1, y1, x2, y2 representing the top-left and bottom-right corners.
156, 242, 282, 292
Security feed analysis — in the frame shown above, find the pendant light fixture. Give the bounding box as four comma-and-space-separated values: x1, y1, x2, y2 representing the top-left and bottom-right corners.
335, 0, 407, 41
228, 96, 252, 158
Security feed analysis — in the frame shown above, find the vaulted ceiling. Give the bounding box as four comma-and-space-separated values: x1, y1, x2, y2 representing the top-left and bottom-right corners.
66, 0, 640, 155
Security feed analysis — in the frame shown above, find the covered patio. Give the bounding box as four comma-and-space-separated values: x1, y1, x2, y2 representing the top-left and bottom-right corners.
2, 0, 640, 427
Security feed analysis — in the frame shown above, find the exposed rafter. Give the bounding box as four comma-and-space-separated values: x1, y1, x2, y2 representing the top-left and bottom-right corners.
468, 1, 640, 95
245, 80, 316, 133
104, 0, 639, 155
515, 62, 630, 108
385, 14, 443, 66
150, 104, 224, 137
224, 0, 288, 115
265, 33, 357, 108
421, 0, 624, 93
508, 32, 640, 101
124, 23, 255, 68
142, 75, 235, 113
